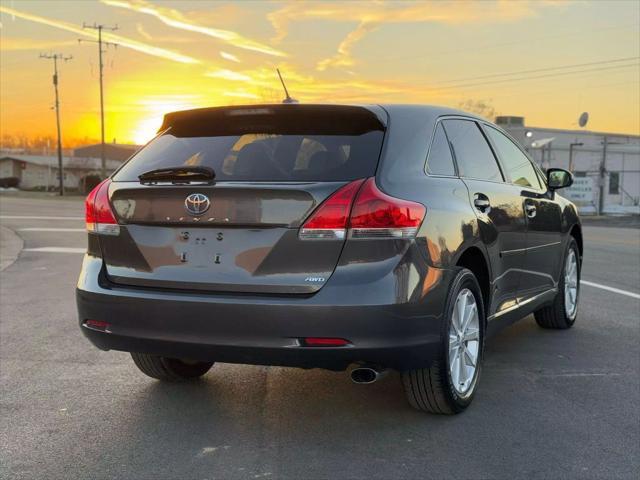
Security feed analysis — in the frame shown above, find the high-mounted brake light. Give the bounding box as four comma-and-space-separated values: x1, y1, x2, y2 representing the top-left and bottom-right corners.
85, 179, 120, 235
299, 179, 365, 240
299, 178, 425, 240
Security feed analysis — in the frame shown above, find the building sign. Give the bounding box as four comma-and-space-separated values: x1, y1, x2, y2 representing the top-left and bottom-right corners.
563, 177, 596, 213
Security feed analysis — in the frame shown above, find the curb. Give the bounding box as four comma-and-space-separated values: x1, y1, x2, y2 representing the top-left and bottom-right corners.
0, 226, 23, 271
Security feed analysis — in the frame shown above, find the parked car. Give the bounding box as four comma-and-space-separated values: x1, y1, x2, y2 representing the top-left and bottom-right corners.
77, 104, 582, 414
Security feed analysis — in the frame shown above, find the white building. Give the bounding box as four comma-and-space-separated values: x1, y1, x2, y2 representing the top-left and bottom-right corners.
497, 116, 640, 215
0, 154, 121, 192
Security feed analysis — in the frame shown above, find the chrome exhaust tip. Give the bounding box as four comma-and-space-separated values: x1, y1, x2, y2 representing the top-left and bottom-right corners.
350, 366, 387, 384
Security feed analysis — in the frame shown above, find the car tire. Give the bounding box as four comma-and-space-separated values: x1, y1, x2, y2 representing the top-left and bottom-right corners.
130, 352, 214, 381
402, 268, 485, 414
534, 238, 580, 330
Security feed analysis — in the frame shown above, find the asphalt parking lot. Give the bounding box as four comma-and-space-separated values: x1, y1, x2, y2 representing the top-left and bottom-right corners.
1, 194, 639, 480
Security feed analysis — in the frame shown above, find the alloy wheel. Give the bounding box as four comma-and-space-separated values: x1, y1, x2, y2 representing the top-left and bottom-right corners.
448, 288, 480, 395
564, 249, 579, 318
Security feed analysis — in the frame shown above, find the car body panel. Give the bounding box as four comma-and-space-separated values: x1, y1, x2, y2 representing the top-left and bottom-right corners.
461, 179, 527, 316
520, 189, 564, 298
101, 181, 353, 294
77, 103, 582, 372
77, 244, 451, 370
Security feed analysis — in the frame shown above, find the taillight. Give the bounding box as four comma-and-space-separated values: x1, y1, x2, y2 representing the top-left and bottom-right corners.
299, 178, 425, 241
85, 179, 120, 235
349, 178, 426, 239
299, 179, 365, 240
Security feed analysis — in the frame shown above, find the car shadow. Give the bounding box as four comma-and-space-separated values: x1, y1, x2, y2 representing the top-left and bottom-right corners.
91, 365, 459, 477
65, 315, 596, 478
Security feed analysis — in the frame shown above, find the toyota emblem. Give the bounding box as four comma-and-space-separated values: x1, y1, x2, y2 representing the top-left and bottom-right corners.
184, 193, 210, 216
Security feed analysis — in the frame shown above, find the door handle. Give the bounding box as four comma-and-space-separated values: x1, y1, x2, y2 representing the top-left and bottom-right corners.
525, 203, 537, 218
473, 194, 491, 213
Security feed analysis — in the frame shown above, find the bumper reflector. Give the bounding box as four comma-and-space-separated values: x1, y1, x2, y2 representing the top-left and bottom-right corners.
84, 319, 110, 331
303, 337, 350, 347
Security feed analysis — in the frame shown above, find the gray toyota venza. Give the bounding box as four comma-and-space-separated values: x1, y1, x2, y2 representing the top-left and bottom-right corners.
77, 104, 582, 414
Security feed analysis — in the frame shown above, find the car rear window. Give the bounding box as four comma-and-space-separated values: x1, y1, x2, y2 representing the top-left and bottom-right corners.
114, 105, 386, 182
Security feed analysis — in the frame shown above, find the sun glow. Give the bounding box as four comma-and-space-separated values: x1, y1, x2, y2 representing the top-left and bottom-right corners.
130, 96, 203, 144
1, 0, 638, 145
132, 116, 164, 145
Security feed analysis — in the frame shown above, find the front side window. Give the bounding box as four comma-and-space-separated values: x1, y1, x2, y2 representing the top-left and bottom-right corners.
485, 126, 541, 189
426, 123, 456, 176
442, 119, 503, 182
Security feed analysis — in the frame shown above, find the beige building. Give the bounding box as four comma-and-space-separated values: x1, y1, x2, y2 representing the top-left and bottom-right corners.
0, 154, 121, 192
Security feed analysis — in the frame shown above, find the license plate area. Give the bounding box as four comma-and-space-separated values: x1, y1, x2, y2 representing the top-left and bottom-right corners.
177, 230, 224, 267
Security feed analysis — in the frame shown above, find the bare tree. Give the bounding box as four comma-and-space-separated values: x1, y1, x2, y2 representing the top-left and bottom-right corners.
458, 99, 497, 121
1, 133, 100, 154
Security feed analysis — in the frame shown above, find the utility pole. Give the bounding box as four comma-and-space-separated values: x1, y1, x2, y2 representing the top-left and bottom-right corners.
40, 53, 72, 196
568, 141, 584, 173
598, 136, 608, 216
79, 23, 118, 179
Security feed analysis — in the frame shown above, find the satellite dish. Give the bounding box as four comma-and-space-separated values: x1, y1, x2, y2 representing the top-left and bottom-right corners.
578, 112, 589, 128
531, 137, 555, 149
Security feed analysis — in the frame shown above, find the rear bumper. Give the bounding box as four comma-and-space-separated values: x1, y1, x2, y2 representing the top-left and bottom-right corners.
76, 255, 451, 371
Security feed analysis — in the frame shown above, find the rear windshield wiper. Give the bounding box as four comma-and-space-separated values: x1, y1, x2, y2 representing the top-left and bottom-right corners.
138, 166, 215, 185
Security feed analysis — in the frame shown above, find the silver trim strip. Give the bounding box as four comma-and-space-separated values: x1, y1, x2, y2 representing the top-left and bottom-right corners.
492, 267, 556, 285
501, 241, 561, 256
488, 287, 557, 321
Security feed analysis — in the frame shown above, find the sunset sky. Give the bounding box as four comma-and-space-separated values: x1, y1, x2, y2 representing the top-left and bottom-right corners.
1, 0, 639, 145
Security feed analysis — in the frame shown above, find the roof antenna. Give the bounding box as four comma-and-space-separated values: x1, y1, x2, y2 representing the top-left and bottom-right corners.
277, 68, 298, 104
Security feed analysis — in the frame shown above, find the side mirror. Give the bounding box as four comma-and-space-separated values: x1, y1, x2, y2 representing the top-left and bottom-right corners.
547, 168, 573, 190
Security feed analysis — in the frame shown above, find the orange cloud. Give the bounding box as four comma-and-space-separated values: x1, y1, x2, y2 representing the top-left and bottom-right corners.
205, 69, 252, 82
0, 5, 199, 64
269, 0, 566, 71
101, 0, 288, 58
135, 22, 153, 40
317, 21, 377, 71
0, 37, 76, 51
220, 51, 241, 63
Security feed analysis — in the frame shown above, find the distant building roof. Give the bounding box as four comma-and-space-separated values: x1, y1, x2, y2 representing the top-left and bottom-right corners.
495, 116, 525, 127
495, 115, 640, 140
73, 143, 140, 162
0, 154, 121, 171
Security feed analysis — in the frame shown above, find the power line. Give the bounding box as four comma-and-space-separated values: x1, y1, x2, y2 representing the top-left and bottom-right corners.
376, 23, 638, 63
435, 62, 639, 91
473, 79, 640, 102
428, 56, 640, 86
39, 52, 73, 196
79, 23, 118, 179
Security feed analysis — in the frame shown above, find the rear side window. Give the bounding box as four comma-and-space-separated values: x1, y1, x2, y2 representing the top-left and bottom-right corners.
442, 119, 503, 182
426, 123, 456, 176
485, 126, 541, 189
114, 106, 385, 182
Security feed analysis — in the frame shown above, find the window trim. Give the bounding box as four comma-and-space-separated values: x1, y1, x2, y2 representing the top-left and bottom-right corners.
533, 163, 549, 190
479, 122, 547, 193
424, 118, 459, 178
433, 116, 506, 183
